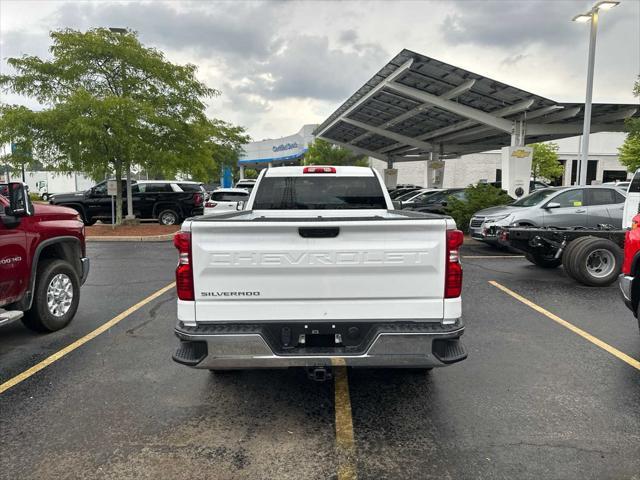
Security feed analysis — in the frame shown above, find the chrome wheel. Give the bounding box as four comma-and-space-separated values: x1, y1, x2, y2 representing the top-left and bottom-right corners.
585, 249, 615, 279
160, 211, 177, 225
46, 273, 74, 317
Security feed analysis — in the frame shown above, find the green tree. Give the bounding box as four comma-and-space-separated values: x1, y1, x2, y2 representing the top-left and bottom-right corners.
303, 138, 369, 166
530, 142, 563, 182
0, 28, 248, 224
619, 76, 640, 172
446, 184, 513, 233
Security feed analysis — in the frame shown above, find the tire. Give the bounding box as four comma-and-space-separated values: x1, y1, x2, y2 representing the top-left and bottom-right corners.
568, 237, 623, 287
561, 237, 592, 280
524, 252, 562, 269
40, 193, 49, 201
22, 259, 80, 332
84, 218, 97, 226
158, 209, 180, 225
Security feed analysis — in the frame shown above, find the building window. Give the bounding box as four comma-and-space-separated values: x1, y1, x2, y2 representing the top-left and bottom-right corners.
602, 170, 628, 183
570, 159, 598, 185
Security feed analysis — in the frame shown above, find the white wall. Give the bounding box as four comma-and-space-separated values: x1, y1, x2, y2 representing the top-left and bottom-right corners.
371, 132, 629, 188
369, 158, 430, 187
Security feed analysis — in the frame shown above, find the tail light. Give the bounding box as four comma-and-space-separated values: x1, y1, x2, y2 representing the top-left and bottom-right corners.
174, 231, 194, 301
445, 229, 463, 298
303, 166, 336, 174
193, 193, 203, 206
204, 201, 217, 208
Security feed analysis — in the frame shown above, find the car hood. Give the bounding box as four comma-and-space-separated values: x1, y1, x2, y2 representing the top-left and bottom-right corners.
474, 205, 522, 217
50, 191, 88, 202
33, 202, 81, 220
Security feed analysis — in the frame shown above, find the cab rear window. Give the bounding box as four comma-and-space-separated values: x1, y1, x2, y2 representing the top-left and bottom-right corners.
253, 176, 386, 210
629, 172, 640, 193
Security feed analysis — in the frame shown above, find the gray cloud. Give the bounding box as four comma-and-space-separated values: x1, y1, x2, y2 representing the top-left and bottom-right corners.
256, 34, 388, 101
53, 1, 281, 60
339, 29, 358, 44
440, 0, 626, 48
500, 52, 529, 66
48, 1, 389, 103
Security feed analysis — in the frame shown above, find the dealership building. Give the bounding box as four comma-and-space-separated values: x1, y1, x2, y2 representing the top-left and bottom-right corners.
239, 129, 631, 188
369, 131, 631, 188
238, 124, 317, 177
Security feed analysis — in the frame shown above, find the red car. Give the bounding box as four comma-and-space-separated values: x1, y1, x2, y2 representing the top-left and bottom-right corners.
1, 182, 89, 332
619, 213, 640, 331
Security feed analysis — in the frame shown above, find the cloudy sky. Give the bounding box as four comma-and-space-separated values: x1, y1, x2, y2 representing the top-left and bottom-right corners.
1, 0, 638, 141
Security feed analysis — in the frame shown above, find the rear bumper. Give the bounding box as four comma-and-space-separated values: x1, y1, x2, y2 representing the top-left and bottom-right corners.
173, 320, 466, 369
619, 274, 634, 312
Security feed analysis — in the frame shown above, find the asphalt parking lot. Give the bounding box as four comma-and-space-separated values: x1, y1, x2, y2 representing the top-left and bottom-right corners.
1, 240, 639, 480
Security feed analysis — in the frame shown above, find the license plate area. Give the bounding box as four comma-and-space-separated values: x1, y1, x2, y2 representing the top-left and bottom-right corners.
262, 322, 377, 355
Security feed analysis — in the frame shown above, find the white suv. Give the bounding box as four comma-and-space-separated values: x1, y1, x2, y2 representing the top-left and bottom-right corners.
204, 188, 249, 215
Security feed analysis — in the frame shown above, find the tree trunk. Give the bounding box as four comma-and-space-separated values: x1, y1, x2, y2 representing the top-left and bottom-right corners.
114, 157, 123, 225
125, 163, 134, 220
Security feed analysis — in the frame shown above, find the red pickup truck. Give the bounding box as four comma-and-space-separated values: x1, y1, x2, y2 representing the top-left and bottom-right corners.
619, 213, 640, 333
1, 182, 89, 332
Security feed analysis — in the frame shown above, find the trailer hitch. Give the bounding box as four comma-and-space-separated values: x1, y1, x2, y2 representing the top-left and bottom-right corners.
307, 366, 333, 382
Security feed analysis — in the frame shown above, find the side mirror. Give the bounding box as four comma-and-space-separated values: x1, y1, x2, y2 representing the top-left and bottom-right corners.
5, 182, 33, 217
236, 200, 246, 211
441, 201, 448, 207
545, 202, 561, 209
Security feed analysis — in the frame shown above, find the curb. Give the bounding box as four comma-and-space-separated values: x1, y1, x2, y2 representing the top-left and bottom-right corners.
86, 233, 174, 242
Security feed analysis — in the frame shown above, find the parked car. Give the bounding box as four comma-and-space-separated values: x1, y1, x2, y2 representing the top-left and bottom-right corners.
1, 182, 89, 332
49, 179, 205, 225
619, 213, 640, 331
388, 186, 421, 199
470, 186, 626, 244
489, 180, 549, 192
235, 179, 257, 191
204, 188, 250, 215
172, 166, 466, 378
604, 180, 630, 189
405, 188, 467, 215
396, 188, 441, 209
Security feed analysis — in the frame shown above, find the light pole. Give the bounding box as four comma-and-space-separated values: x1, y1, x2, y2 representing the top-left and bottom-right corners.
572, 0, 620, 185
109, 27, 135, 222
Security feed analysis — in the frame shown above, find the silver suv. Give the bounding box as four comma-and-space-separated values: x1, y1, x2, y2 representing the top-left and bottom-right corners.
470, 186, 626, 244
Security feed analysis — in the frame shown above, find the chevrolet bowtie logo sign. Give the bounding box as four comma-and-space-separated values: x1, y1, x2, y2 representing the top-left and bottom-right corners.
511, 149, 530, 158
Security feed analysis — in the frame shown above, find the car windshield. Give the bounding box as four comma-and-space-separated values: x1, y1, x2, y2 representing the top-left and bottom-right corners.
511, 188, 557, 207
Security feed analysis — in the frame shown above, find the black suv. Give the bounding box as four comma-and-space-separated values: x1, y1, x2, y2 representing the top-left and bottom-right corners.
49, 180, 205, 225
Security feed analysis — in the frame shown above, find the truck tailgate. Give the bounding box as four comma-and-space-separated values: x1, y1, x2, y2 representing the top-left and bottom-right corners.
191, 218, 447, 322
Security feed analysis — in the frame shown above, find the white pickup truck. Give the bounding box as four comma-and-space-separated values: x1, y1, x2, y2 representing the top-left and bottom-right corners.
172, 166, 466, 378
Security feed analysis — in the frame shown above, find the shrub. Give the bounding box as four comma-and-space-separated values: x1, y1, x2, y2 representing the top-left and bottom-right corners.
446, 184, 513, 233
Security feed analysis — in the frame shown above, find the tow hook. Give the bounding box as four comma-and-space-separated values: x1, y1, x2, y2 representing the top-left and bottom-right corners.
307, 366, 332, 382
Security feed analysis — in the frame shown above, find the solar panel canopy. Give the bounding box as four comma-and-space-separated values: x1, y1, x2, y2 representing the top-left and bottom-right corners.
315, 49, 639, 161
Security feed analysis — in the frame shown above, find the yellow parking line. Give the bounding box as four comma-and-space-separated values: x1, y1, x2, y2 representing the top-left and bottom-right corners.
0, 282, 176, 395
332, 358, 357, 480
490, 281, 640, 371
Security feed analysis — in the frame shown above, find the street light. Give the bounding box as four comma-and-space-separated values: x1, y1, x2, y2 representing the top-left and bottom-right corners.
572, 0, 620, 186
